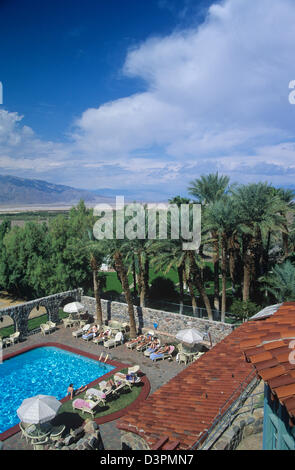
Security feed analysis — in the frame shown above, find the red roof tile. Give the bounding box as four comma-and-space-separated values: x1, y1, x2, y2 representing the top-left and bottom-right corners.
241, 302, 295, 417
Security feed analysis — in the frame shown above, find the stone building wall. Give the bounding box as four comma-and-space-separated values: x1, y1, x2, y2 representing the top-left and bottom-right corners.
82, 296, 233, 345
0, 288, 82, 339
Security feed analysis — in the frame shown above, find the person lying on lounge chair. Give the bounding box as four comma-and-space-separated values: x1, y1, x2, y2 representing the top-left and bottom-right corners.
100, 378, 116, 393
145, 339, 160, 353
136, 335, 153, 351
150, 344, 170, 361
126, 335, 144, 347
114, 371, 140, 384
82, 325, 99, 340
97, 329, 111, 340
67, 383, 88, 399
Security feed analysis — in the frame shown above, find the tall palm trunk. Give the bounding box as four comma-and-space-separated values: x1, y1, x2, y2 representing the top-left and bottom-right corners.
184, 269, 197, 316
212, 231, 220, 311
132, 253, 137, 296
144, 256, 149, 301
220, 233, 227, 322
90, 255, 103, 325
138, 252, 146, 307
228, 233, 240, 294
177, 264, 184, 315
242, 235, 254, 302
113, 250, 137, 338
188, 251, 213, 320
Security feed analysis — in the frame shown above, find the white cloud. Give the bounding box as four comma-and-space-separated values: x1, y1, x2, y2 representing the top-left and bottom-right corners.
2, 0, 295, 198
72, 0, 295, 175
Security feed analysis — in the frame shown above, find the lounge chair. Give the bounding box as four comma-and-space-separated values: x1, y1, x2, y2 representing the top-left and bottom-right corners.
98, 380, 116, 398
93, 329, 112, 345
128, 365, 140, 375
114, 372, 141, 388
136, 333, 154, 352
72, 323, 91, 339
144, 339, 161, 357
40, 323, 51, 336
82, 325, 99, 341
150, 345, 175, 362
72, 398, 102, 416
112, 374, 132, 392
126, 335, 145, 349
85, 388, 106, 405
4, 331, 20, 345
104, 331, 124, 349
46, 321, 56, 332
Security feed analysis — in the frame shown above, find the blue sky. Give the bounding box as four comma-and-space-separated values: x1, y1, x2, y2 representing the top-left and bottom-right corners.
1, 0, 295, 201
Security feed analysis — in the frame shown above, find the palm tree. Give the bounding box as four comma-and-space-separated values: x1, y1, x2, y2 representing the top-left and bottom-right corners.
272, 188, 295, 258
188, 172, 230, 311
231, 183, 286, 302
259, 261, 295, 302
148, 239, 188, 314
187, 250, 213, 320
206, 197, 238, 321
105, 239, 137, 338
89, 251, 104, 325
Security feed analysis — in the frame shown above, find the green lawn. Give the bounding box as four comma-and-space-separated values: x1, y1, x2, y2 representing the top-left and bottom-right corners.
58, 368, 142, 422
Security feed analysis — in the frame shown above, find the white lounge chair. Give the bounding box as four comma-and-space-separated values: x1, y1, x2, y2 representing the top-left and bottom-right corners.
98, 380, 115, 398
151, 345, 175, 362
72, 398, 102, 416
114, 372, 141, 388
72, 323, 91, 339
126, 335, 145, 349
46, 321, 56, 332
144, 339, 161, 357
104, 331, 124, 349
93, 329, 112, 345
4, 331, 20, 345
40, 323, 51, 336
128, 365, 140, 375
85, 388, 106, 405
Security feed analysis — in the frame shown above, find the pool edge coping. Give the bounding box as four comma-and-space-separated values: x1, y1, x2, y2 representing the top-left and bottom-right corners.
0, 342, 150, 441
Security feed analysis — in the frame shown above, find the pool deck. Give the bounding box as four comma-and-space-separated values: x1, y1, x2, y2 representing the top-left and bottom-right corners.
1, 325, 186, 450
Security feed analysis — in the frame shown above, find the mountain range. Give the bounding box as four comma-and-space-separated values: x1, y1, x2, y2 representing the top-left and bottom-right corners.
0, 175, 104, 206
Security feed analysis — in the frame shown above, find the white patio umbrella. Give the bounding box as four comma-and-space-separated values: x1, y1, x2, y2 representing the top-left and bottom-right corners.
175, 328, 204, 345
17, 395, 61, 425
63, 301, 85, 314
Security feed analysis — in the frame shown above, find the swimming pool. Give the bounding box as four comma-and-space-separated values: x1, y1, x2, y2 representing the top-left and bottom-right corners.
0, 346, 115, 434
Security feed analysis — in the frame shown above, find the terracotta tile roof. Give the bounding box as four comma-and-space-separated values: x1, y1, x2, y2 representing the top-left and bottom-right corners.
241, 302, 295, 419
117, 320, 260, 450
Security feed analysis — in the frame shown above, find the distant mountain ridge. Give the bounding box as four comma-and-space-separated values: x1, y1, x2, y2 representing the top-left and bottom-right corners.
0, 175, 102, 205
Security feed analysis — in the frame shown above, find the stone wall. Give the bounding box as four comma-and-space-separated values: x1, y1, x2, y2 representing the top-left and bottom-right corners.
0, 288, 82, 339
82, 296, 233, 345
209, 381, 264, 450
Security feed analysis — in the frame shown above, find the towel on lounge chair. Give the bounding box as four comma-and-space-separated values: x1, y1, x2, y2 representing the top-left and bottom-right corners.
150, 345, 175, 361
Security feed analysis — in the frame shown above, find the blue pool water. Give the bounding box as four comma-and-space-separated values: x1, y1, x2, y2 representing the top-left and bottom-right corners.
0, 346, 115, 434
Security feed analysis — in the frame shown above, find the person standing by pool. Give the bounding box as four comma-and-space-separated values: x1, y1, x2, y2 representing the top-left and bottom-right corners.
67, 383, 88, 399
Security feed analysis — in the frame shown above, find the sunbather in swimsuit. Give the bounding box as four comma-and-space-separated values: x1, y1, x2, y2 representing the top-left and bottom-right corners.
67, 383, 88, 399
126, 335, 144, 347
150, 344, 170, 361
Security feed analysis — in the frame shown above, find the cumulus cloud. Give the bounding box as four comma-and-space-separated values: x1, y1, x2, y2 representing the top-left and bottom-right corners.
70, 0, 295, 192
2, 0, 295, 198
